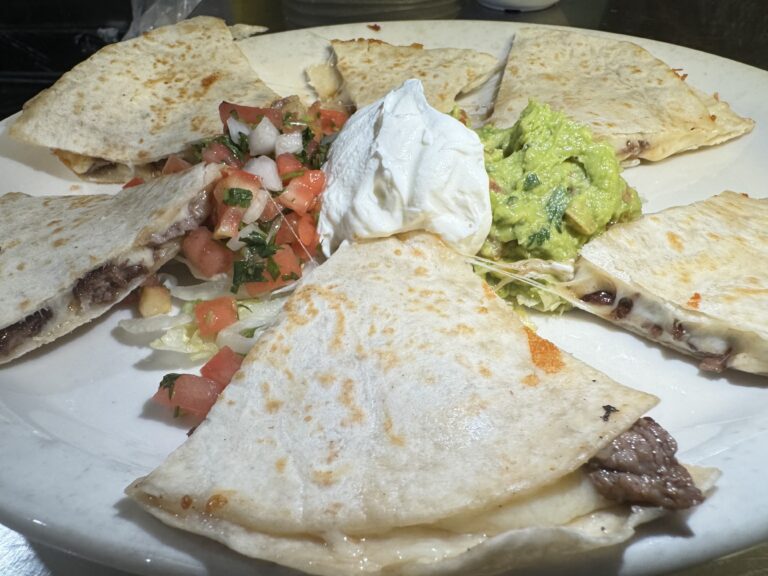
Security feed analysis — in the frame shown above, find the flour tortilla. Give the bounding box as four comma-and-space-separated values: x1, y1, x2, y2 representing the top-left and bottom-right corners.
569, 191, 768, 376
490, 28, 754, 164
307, 39, 499, 113
0, 163, 222, 364
127, 233, 714, 575
8, 17, 278, 182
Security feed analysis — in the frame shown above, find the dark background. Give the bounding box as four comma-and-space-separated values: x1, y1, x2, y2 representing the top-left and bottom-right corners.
2, 0, 767, 119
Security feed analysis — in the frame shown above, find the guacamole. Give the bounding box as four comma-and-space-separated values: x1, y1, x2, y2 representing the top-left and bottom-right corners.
476, 101, 641, 309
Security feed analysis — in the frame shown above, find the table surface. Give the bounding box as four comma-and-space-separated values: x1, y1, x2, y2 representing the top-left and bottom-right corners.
2, 0, 767, 574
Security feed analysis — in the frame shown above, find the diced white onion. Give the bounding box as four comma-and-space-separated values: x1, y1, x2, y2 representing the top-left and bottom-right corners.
248, 117, 280, 156
227, 116, 251, 143
243, 156, 282, 191
226, 222, 259, 251
242, 188, 270, 224
275, 131, 303, 156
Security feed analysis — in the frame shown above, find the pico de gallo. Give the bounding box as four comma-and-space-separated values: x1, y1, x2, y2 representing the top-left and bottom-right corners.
121, 96, 349, 423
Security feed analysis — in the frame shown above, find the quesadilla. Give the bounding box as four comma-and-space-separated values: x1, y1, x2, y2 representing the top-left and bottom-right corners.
490, 28, 754, 164
0, 163, 222, 365
127, 233, 715, 575
8, 17, 278, 182
307, 38, 499, 113
567, 191, 768, 376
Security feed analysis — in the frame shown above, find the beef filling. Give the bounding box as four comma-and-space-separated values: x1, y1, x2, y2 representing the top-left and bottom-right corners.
0, 308, 53, 356
587, 416, 703, 510
73, 262, 147, 307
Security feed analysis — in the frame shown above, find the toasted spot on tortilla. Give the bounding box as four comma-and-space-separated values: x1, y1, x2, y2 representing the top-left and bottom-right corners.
414, 266, 428, 277
204, 493, 228, 514
52, 238, 68, 247
317, 372, 335, 388
326, 441, 340, 464
479, 364, 492, 378
476, 306, 489, 314
19, 299, 31, 311
686, 292, 702, 309
190, 115, 206, 131
180, 495, 193, 510
311, 469, 336, 486
524, 327, 565, 374
384, 414, 406, 446
339, 378, 365, 426
374, 349, 400, 372
523, 373, 540, 387
261, 381, 283, 413
16, 262, 25, 271
666, 231, 684, 252
275, 458, 287, 473
442, 323, 475, 336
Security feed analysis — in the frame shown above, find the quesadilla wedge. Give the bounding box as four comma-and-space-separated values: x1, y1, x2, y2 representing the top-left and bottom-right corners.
567, 191, 768, 376
490, 28, 754, 164
0, 163, 222, 365
127, 233, 715, 575
307, 38, 499, 113
8, 17, 278, 182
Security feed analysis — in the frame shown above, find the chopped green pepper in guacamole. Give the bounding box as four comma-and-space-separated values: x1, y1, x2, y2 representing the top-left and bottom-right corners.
476, 100, 641, 309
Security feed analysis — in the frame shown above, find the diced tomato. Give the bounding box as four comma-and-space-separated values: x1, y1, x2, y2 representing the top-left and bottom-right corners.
123, 177, 144, 188
244, 244, 302, 296
201, 141, 242, 167
277, 170, 325, 216
213, 205, 245, 239
295, 225, 320, 261
275, 212, 318, 257
200, 346, 243, 387
162, 154, 193, 174
276, 153, 305, 181
219, 101, 283, 130
211, 169, 263, 238
213, 168, 263, 203
195, 296, 238, 338
258, 197, 283, 222
318, 108, 349, 135
152, 374, 224, 418
182, 227, 233, 278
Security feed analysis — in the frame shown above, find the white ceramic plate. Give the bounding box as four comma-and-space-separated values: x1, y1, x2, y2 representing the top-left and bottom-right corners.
0, 20, 766, 576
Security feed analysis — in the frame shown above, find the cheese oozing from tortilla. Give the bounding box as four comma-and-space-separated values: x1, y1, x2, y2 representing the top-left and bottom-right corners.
568, 191, 768, 376
318, 79, 491, 256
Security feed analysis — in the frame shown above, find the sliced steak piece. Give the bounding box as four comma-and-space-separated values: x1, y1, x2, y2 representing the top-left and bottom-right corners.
73, 261, 148, 307
587, 416, 704, 510
0, 308, 53, 357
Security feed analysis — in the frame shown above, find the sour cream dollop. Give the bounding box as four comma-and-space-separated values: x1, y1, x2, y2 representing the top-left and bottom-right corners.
318, 79, 491, 256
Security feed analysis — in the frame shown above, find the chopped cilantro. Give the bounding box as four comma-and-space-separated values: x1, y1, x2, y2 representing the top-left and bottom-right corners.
526, 227, 551, 248
241, 230, 278, 258
545, 185, 571, 232
232, 259, 265, 293
523, 172, 541, 191
265, 256, 281, 281
158, 373, 181, 400
173, 406, 182, 418
505, 195, 518, 206
223, 187, 253, 207
237, 131, 249, 154
240, 327, 258, 338
282, 272, 300, 281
